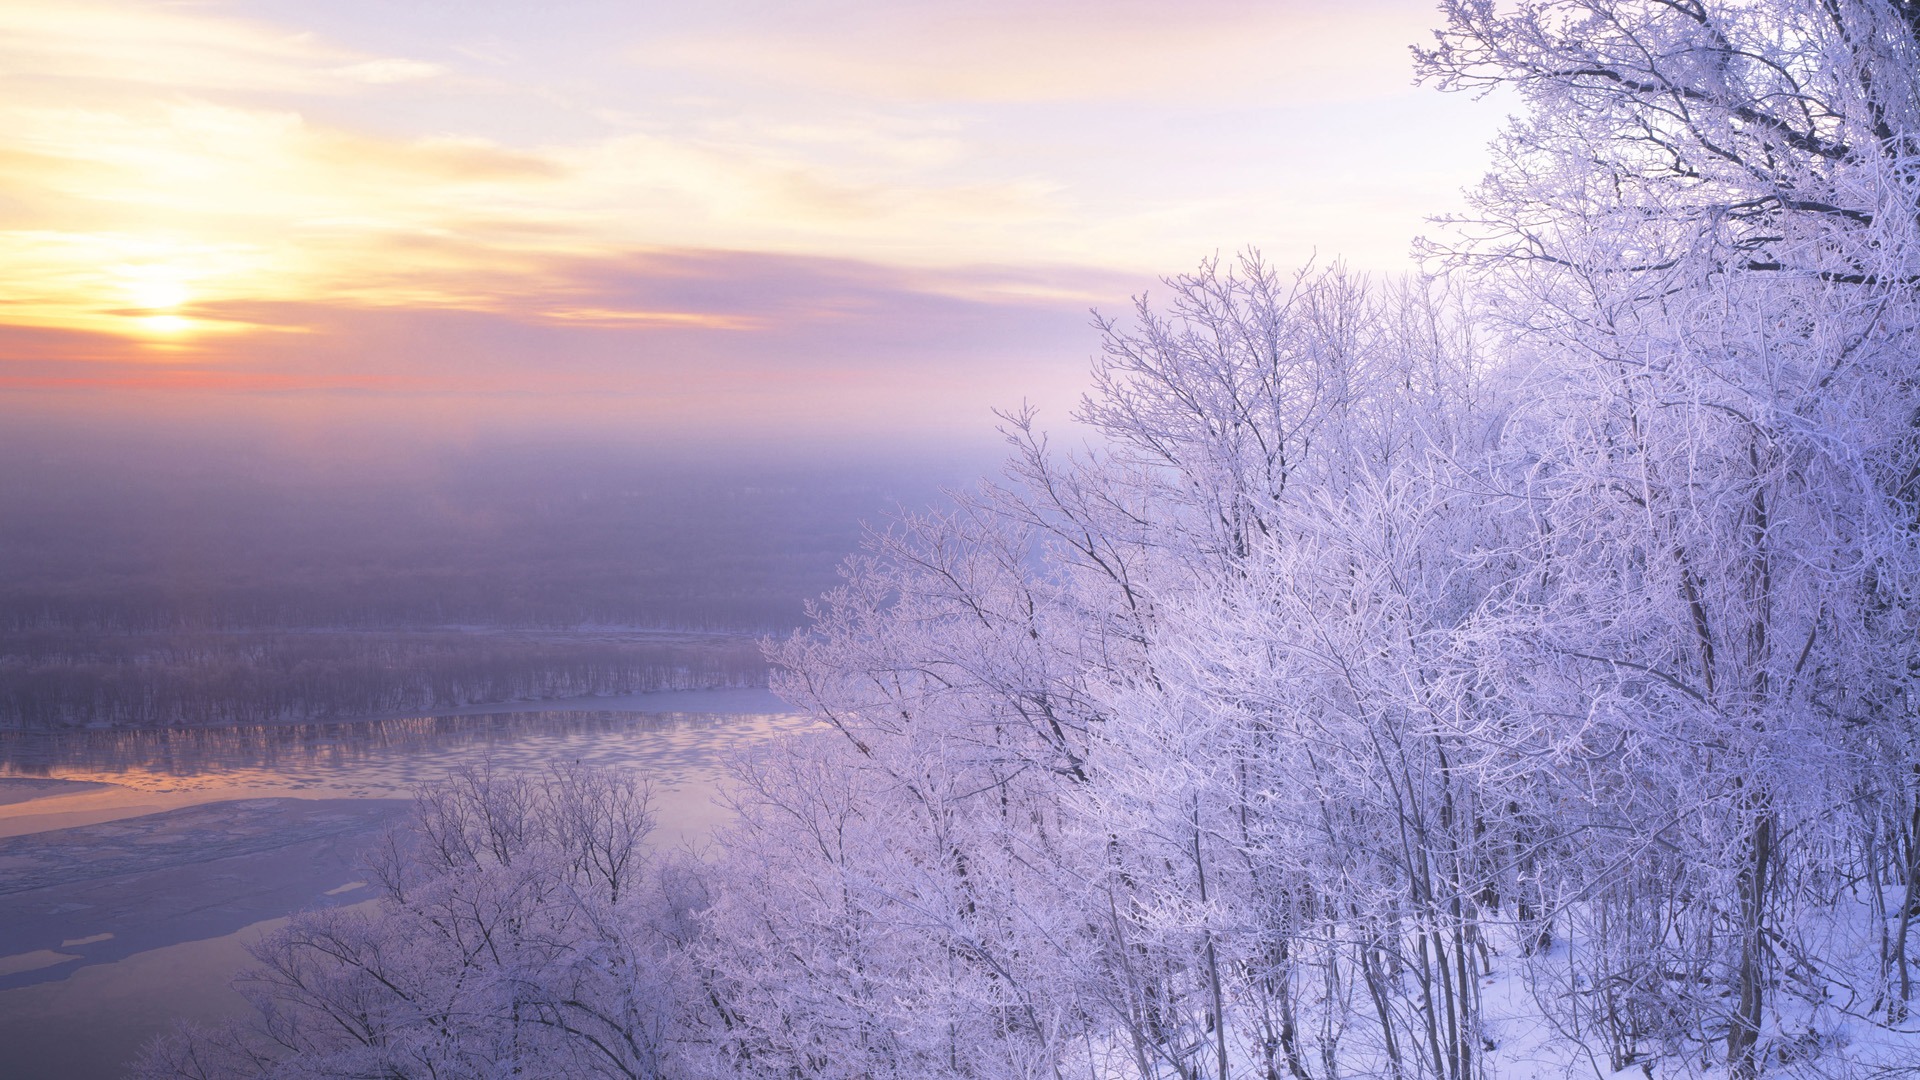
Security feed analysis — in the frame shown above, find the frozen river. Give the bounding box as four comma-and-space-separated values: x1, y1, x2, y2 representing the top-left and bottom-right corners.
0, 687, 804, 1080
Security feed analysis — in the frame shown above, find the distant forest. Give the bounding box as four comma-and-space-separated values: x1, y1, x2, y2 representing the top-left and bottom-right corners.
0, 629, 766, 728
0, 448, 967, 728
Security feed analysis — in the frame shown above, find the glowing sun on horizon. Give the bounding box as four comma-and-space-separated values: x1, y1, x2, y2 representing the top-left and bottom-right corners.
127, 278, 189, 311
137, 313, 192, 335
119, 266, 198, 337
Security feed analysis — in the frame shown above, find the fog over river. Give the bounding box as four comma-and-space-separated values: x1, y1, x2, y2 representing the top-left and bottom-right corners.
0, 687, 803, 1080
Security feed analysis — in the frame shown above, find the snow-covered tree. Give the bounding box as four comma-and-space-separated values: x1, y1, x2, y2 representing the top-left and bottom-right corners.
134, 765, 695, 1080
695, 259, 1509, 1080
1419, 1, 1920, 1073
702, 4, 1920, 1077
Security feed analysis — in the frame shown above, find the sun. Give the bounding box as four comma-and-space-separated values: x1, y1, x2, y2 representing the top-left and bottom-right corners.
137, 314, 193, 335
126, 277, 190, 311
121, 264, 193, 312
116, 265, 200, 338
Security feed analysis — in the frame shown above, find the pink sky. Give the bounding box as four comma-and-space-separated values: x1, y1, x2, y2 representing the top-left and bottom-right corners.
0, 0, 1501, 446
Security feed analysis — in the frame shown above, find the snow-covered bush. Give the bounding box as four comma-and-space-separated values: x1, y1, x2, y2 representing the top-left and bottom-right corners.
135, 764, 696, 1080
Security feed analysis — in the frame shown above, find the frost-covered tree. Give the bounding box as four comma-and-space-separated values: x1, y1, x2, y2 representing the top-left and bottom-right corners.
1419, 1, 1920, 1073
134, 765, 696, 1080
700, 4, 1920, 1078
694, 260, 1507, 1080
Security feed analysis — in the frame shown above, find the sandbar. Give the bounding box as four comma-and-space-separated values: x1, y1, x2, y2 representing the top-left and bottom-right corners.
0, 778, 109, 806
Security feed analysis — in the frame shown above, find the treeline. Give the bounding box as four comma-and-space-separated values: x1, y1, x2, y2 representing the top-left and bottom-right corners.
0, 451, 959, 728
2, 710, 749, 780
0, 630, 766, 729
0, 574, 815, 636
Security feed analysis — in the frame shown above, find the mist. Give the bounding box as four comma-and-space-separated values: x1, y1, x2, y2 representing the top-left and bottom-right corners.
0, 412, 1001, 727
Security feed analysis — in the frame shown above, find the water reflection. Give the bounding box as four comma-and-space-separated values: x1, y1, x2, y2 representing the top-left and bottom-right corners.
0, 706, 810, 802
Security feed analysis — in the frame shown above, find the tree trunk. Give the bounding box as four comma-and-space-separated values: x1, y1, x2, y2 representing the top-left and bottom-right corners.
1728, 807, 1774, 1080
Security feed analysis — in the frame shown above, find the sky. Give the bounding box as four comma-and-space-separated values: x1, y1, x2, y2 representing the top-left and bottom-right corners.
0, 0, 1503, 452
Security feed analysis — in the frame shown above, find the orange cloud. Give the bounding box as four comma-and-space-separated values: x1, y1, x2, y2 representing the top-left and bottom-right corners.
0, 0, 1500, 432
0, 248, 1122, 442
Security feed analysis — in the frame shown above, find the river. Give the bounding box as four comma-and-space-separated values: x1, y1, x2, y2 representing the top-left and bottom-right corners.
0, 687, 804, 1080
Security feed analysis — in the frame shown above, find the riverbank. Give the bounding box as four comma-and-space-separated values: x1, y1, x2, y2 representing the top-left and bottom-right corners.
0, 689, 809, 1078
0, 796, 409, 991
0, 685, 791, 839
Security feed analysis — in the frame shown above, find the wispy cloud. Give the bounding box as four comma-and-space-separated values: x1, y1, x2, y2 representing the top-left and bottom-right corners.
2, 248, 1125, 439
332, 58, 446, 85
634, 0, 1427, 106
0, 0, 1499, 436
0, 1, 394, 94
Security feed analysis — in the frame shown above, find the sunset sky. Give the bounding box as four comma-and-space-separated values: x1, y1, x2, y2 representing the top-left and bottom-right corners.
0, 0, 1501, 449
